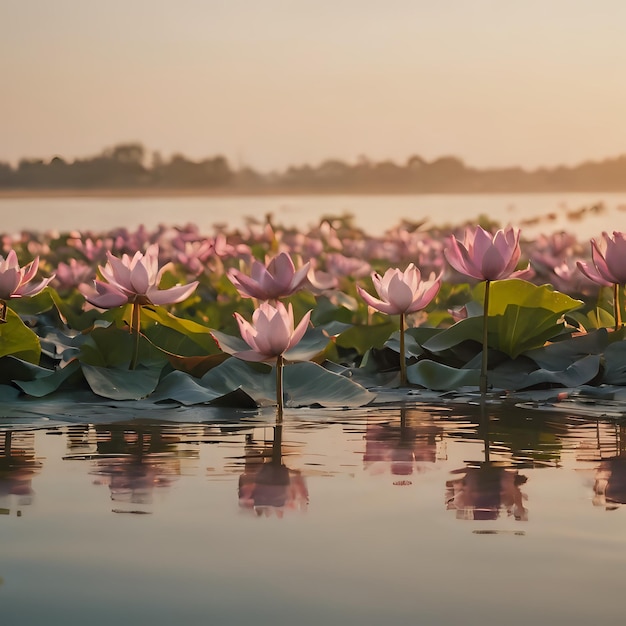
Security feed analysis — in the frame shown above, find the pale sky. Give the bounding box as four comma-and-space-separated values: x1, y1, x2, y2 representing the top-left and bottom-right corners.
2, 0, 626, 171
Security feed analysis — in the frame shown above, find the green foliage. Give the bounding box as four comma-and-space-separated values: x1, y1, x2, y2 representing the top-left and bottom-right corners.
15, 360, 82, 397
407, 360, 480, 391
0, 308, 41, 364
8, 288, 55, 316
7, 235, 626, 404
80, 325, 166, 369
82, 363, 162, 400
474, 279, 583, 318
151, 359, 374, 408
424, 280, 583, 359
140, 306, 220, 353
335, 321, 398, 353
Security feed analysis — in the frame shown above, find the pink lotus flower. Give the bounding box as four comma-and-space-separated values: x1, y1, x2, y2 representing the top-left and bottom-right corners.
326, 253, 371, 279
0, 250, 54, 301
230, 301, 312, 363
576, 231, 626, 286
357, 264, 441, 315
54, 259, 94, 293
80, 243, 198, 309
445, 225, 528, 281
227, 252, 309, 301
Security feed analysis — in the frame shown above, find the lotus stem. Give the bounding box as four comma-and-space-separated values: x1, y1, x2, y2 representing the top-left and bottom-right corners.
0, 300, 6, 324
130, 301, 141, 370
614, 283, 623, 331
276, 354, 284, 422
480, 279, 491, 395
399, 312, 407, 386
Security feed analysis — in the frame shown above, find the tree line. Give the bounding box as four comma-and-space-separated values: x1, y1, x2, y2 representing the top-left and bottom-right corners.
3, 142, 626, 192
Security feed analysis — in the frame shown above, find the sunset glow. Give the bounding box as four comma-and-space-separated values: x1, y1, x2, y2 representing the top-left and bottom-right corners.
3, 0, 626, 170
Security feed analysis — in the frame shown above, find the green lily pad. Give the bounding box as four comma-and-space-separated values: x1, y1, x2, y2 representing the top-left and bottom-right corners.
15, 360, 82, 397
490, 355, 601, 390
407, 360, 480, 391
82, 363, 163, 400
0, 308, 41, 364
141, 306, 219, 352
336, 321, 397, 353
603, 341, 626, 385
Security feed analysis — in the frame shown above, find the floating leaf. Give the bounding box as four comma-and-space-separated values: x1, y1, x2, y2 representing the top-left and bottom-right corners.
283, 361, 375, 407
193, 359, 375, 408
82, 363, 163, 400
15, 361, 82, 397
200, 358, 274, 404
150, 370, 228, 405
407, 360, 480, 391
603, 341, 626, 385
524, 329, 609, 370
0, 355, 51, 383
491, 355, 601, 390
166, 353, 230, 378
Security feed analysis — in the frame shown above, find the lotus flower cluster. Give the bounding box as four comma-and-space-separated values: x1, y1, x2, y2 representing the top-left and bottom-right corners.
5, 211, 626, 405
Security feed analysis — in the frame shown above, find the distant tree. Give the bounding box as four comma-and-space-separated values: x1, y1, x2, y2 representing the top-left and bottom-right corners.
104, 143, 146, 166
156, 154, 232, 187
0, 161, 13, 187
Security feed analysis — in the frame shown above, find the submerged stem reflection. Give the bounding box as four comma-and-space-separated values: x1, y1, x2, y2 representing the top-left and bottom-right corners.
446, 406, 529, 521
238, 420, 308, 518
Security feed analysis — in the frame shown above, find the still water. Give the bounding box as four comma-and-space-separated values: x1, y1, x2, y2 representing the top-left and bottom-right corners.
1, 402, 625, 625
3, 192, 626, 238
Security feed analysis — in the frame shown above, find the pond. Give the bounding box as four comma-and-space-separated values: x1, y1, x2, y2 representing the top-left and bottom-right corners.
4, 191, 626, 239
2, 401, 625, 625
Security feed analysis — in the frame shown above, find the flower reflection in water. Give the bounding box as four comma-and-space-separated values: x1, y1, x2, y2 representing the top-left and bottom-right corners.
363, 407, 443, 482
238, 422, 308, 518
446, 463, 528, 521
0, 430, 42, 514
593, 423, 626, 510
90, 424, 193, 512
446, 409, 528, 521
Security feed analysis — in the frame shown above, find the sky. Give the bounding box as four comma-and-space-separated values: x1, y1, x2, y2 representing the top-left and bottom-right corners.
2, 0, 626, 172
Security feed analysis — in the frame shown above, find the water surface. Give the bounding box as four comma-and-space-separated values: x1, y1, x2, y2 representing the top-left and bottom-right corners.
1, 403, 624, 625
4, 192, 626, 238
